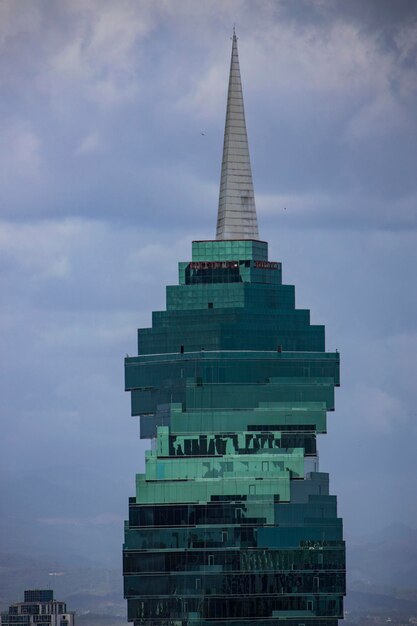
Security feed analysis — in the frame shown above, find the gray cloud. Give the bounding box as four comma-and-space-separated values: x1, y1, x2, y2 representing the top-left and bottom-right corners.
1, 0, 416, 230
1, 0, 416, 565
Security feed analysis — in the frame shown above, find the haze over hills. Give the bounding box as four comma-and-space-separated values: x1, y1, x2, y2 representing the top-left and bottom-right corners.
0, 551, 124, 615
0, 462, 138, 569
348, 523, 417, 588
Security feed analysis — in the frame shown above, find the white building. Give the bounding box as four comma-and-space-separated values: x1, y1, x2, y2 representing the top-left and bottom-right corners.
1, 589, 75, 626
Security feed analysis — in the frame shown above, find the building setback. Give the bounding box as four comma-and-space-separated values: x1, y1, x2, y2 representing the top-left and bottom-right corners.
1, 590, 75, 626
123, 32, 346, 626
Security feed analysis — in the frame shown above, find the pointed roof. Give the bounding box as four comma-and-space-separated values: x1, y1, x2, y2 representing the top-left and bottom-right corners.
216, 31, 259, 241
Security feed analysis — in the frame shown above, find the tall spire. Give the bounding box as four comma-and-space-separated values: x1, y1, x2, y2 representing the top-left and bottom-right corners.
216, 30, 259, 240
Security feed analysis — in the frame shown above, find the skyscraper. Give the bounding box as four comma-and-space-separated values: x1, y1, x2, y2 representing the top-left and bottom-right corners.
123, 32, 346, 626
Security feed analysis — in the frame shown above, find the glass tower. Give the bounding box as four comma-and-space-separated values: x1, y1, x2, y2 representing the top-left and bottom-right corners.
123, 32, 346, 626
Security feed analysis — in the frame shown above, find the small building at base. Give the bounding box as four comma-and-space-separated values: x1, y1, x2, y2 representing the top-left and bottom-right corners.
1, 590, 75, 626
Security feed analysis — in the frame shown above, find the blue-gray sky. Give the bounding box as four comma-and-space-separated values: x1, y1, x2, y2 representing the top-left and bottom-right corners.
1, 0, 417, 561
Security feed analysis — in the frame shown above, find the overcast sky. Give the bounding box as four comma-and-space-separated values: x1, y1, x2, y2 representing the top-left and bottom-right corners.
1, 0, 417, 552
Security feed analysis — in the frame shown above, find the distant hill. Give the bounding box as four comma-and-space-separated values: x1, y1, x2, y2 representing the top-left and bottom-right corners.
0, 464, 130, 569
76, 615, 127, 626
348, 522, 417, 588
0, 552, 125, 617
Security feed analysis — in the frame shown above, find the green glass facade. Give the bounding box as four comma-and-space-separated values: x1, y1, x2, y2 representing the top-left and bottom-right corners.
123, 239, 346, 625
